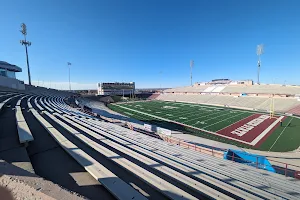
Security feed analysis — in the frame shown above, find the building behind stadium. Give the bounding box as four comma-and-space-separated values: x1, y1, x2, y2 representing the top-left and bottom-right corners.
97, 82, 135, 95
0, 61, 25, 90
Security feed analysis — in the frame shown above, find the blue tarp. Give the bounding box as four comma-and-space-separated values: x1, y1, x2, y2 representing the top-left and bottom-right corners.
224, 149, 275, 173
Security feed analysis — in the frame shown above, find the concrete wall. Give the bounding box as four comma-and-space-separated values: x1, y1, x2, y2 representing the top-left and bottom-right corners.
0, 75, 25, 90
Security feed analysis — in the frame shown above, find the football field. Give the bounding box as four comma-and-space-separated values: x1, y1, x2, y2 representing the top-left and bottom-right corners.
108, 100, 300, 152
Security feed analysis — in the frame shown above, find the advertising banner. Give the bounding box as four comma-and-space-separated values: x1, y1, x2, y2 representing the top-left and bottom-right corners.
157, 127, 172, 136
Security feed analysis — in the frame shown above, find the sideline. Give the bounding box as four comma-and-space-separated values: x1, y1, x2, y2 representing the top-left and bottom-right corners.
114, 104, 257, 145
268, 117, 293, 151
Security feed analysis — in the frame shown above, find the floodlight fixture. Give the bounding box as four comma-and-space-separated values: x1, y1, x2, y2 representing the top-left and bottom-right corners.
67, 62, 72, 91
20, 23, 32, 85
190, 60, 194, 86
256, 44, 264, 84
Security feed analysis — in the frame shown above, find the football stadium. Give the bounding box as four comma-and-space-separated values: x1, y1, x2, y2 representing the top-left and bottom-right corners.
1, 1, 300, 200
108, 97, 300, 152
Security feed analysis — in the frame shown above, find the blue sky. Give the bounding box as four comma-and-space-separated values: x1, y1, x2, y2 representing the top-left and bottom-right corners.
1, 0, 300, 89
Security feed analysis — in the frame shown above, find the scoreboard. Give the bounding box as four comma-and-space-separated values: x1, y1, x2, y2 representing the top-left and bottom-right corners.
97, 82, 135, 95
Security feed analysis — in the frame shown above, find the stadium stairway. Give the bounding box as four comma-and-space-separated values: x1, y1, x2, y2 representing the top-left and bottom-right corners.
0, 92, 35, 174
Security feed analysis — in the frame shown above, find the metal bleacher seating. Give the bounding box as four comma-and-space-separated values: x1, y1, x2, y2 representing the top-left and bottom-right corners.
157, 93, 300, 113
15, 105, 34, 145
1, 84, 300, 199
222, 84, 300, 95
51, 95, 300, 199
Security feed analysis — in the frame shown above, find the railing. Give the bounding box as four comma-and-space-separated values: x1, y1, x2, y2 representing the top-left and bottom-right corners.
73, 100, 300, 180
160, 134, 225, 158
226, 152, 300, 178
159, 134, 300, 179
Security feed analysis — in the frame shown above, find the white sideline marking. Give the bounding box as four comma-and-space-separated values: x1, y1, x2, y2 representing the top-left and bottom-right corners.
268, 117, 293, 151
114, 104, 285, 146
124, 112, 133, 116
202, 112, 245, 129
250, 116, 285, 146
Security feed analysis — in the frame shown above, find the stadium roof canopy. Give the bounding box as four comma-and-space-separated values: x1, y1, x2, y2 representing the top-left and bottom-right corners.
0, 61, 22, 72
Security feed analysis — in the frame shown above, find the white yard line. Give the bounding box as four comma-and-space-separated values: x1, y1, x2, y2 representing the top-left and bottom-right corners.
202, 110, 239, 123
202, 112, 246, 129
114, 104, 252, 145
250, 116, 285, 146
115, 103, 286, 146
268, 117, 293, 151
180, 109, 236, 125
129, 102, 229, 125
181, 109, 225, 123
164, 101, 268, 115
216, 113, 256, 132
126, 102, 218, 121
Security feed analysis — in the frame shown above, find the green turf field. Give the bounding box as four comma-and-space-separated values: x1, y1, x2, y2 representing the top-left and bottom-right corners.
108, 100, 300, 152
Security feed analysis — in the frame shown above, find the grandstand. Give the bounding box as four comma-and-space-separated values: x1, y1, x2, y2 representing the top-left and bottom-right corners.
106, 81, 300, 154
1, 84, 300, 199
0, 61, 25, 90
97, 82, 135, 95
156, 93, 300, 113
159, 80, 300, 114
165, 82, 300, 96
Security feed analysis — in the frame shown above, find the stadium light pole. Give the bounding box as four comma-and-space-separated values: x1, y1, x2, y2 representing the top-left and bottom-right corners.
190, 60, 194, 86
67, 62, 72, 91
159, 71, 163, 92
256, 44, 264, 85
20, 23, 32, 85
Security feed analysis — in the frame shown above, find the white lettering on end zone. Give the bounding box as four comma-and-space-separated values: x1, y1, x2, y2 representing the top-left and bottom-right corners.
231, 115, 269, 137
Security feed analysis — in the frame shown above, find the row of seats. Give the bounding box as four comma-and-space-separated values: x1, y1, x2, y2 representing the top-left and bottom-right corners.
43, 96, 202, 199
222, 85, 300, 95
1, 91, 202, 199
165, 84, 300, 95
156, 93, 300, 112
61, 96, 300, 199
288, 105, 300, 115
1, 89, 300, 199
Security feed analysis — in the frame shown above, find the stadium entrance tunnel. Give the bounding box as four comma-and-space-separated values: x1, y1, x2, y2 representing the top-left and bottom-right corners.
224, 149, 275, 173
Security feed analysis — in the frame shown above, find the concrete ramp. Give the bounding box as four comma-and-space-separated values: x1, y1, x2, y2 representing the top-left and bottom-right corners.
203, 86, 216, 92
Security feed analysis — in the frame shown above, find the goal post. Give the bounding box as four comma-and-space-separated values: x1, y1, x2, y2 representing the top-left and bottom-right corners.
269, 96, 275, 119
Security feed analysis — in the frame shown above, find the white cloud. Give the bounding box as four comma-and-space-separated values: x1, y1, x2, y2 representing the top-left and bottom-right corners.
30, 81, 97, 90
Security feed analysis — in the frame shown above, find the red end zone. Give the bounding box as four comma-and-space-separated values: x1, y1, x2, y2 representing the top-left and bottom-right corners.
217, 114, 285, 146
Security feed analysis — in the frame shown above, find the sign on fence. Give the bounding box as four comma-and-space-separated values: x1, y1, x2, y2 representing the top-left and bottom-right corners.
144, 124, 152, 132
144, 123, 172, 135
157, 127, 172, 136
144, 124, 157, 132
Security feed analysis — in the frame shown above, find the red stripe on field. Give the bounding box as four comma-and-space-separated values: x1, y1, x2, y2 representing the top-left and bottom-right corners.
217, 114, 259, 132
254, 116, 287, 148
217, 114, 278, 143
